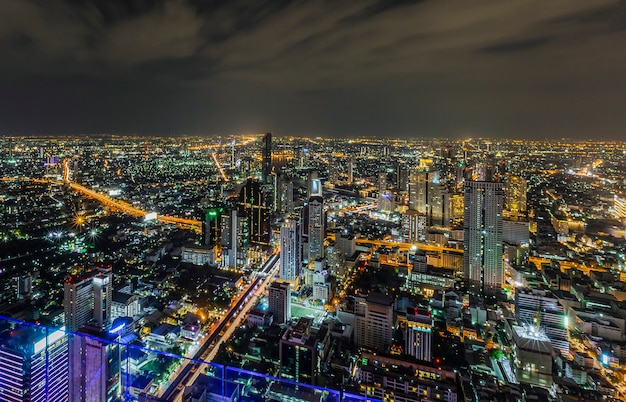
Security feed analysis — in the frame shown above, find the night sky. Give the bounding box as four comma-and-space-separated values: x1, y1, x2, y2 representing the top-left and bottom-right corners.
1, 0, 626, 139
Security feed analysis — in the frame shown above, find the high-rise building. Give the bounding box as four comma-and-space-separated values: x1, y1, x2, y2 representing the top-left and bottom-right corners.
92, 268, 112, 330
426, 171, 450, 227
512, 324, 554, 388
279, 219, 300, 283
221, 209, 249, 269
401, 210, 426, 243
238, 178, 271, 246
405, 307, 433, 362
347, 157, 354, 184
64, 267, 113, 331
504, 176, 527, 215
308, 170, 322, 198
377, 171, 387, 194
202, 207, 223, 246
0, 324, 69, 402
408, 170, 428, 213
262, 132, 272, 184
268, 281, 291, 324
308, 196, 325, 262
69, 326, 121, 402
515, 287, 569, 356
463, 181, 504, 295
280, 317, 330, 385
396, 163, 409, 192
355, 293, 394, 351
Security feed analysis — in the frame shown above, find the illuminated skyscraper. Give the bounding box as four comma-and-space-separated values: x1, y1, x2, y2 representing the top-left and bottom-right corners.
262, 132, 272, 184
269, 281, 291, 324
202, 207, 223, 246
408, 170, 428, 213
504, 175, 527, 215
355, 293, 394, 351
0, 324, 69, 402
405, 307, 433, 362
238, 178, 271, 246
308, 196, 325, 262
69, 326, 121, 402
464, 181, 504, 295
64, 267, 113, 331
279, 219, 301, 282
221, 209, 249, 268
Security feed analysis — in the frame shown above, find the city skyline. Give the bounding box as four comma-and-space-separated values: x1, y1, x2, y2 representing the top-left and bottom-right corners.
0, 0, 625, 139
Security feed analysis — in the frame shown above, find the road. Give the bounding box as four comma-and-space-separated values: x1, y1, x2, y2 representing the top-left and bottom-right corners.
159, 253, 280, 401
1, 176, 202, 232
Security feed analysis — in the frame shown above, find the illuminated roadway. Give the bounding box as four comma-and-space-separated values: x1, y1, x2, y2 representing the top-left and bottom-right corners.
1, 176, 202, 232
159, 253, 280, 401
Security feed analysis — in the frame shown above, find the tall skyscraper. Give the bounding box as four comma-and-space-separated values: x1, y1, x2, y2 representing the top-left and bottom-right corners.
238, 178, 271, 246
268, 281, 291, 324
347, 157, 354, 184
396, 163, 409, 192
402, 210, 427, 243
355, 293, 394, 351
202, 207, 223, 246
280, 317, 328, 385
64, 267, 113, 331
308, 170, 322, 198
221, 209, 249, 269
504, 175, 527, 215
464, 181, 504, 295
405, 307, 433, 362
92, 268, 112, 330
308, 196, 325, 262
279, 219, 301, 282
69, 326, 121, 402
262, 132, 272, 184
408, 170, 428, 213
0, 324, 69, 402
377, 171, 387, 194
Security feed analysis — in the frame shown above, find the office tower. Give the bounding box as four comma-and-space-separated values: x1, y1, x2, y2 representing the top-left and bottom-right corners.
15, 274, 33, 300
408, 170, 427, 213
238, 178, 271, 246
347, 157, 354, 183
0, 324, 69, 402
202, 207, 223, 246
308, 170, 322, 198
355, 293, 394, 351
262, 132, 272, 184
515, 288, 569, 356
221, 209, 249, 269
69, 326, 121, 402
396, 163, 409, 192
279, 219, 301, 282
277, 173, 294, 214
464, 181, 504, 296
280, 317, 329, 385
308, 196, 325, 261
428, 178, 449, 226
405, 307, 433, 362
328, 160, 339, 186
614, 195, 626, 219
64, 267, 113, 331
377, 171, 387, 194
335, 233, 356, 258
268, 281, 290, 324
92, 268, 112, 329
504, 175, 527, 215
512, 324, 554, 388
402, 210, 426, 243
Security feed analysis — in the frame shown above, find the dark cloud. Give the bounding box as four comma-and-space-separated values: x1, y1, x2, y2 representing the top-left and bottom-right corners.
479, 37, 553, 53
0, 0, 625, 138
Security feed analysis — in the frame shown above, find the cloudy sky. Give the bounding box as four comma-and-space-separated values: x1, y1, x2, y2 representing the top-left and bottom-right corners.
1, 0, 625, 139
